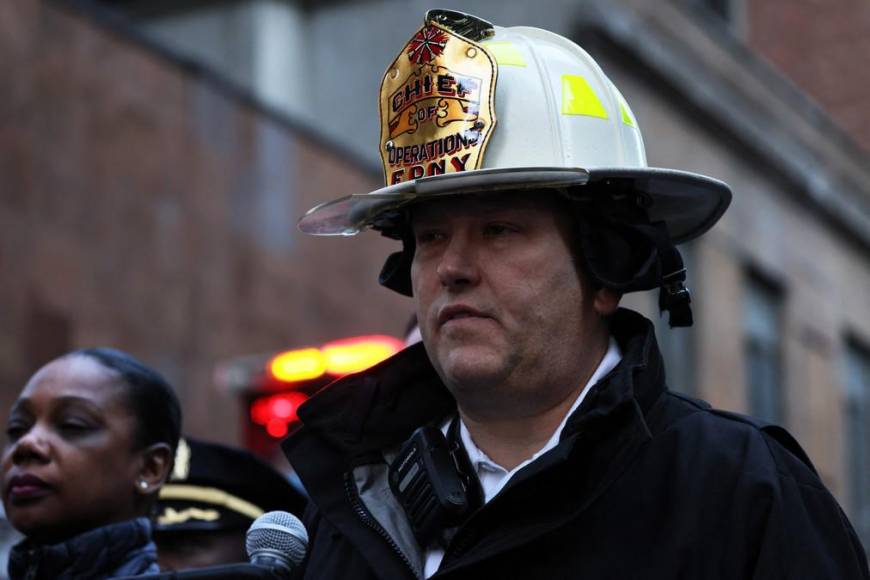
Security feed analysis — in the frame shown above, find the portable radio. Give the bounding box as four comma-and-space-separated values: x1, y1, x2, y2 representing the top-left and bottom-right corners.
388, 424, 481, 546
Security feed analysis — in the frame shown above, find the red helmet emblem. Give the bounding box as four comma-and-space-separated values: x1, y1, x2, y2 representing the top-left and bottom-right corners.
406, 26, 449, 65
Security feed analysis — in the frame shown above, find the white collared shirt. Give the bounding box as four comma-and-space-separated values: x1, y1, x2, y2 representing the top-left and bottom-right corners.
423, 337, 622, 577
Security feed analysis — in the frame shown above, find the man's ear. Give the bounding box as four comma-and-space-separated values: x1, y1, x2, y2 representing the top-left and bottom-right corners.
135, 443, 173, 495
593, 287, 621, 316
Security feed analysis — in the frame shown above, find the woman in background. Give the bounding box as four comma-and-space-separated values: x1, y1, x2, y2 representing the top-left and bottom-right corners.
1, 348, 182, 579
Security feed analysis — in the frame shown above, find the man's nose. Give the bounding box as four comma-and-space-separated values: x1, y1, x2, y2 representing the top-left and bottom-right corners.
436, 233, 480, 290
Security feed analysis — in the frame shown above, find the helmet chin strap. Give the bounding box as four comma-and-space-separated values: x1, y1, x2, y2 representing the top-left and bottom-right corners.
623, 221, 692, 328
654, 235, 693, 328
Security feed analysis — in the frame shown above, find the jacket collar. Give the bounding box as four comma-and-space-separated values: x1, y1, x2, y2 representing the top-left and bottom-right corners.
290, 340, 455, 456
8, 517, 158, 580
299, 308, 664, 444
283, 308, 667, 578
290, 307, 664, 454
436, 309, 667, 573
461, 308, 666, 506
566, 307, 664, 437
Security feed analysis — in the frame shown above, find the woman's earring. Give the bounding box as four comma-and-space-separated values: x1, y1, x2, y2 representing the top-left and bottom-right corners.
138, 480, 149, 491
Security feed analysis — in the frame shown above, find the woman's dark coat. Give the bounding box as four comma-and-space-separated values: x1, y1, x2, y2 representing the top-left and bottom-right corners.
8, 517, 160, 579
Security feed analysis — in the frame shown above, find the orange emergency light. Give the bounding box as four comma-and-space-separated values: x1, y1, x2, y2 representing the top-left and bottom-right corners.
267, 335, 404, 384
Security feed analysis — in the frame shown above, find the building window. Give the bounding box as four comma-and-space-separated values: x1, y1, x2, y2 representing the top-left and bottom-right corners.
844, 338, 870, 550
743, 273, 783, 423
656, 244, 696, 396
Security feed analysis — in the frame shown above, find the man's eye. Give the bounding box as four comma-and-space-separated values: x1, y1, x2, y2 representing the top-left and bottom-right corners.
484, 223, 518, 237
415, 230, 445, 245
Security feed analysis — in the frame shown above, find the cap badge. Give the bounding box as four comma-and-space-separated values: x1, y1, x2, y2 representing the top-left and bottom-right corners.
380, 16, 497, 186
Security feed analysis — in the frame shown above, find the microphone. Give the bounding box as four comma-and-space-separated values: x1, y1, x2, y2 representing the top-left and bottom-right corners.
117, 511, 308, 579
246, 510, 309, 576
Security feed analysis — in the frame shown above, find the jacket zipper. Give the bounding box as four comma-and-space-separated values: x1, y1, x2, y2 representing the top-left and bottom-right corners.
343, 472, 421, 580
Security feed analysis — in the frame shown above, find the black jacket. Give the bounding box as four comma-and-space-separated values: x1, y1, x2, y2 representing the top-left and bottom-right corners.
8, 517, 160, 579
283, 309, 869, 579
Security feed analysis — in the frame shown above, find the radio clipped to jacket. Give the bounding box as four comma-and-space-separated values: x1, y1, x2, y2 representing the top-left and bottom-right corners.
388, 422, 482, 547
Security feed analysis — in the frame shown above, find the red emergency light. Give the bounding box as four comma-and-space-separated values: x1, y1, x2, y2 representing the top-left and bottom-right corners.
250, 392, 308, 439
250, 335, 405, 440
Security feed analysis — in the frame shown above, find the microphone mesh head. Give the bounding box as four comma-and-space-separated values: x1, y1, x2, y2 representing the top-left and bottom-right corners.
246, 510, 309, 567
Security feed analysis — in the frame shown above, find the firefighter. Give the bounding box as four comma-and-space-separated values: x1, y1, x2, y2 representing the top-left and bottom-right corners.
283, 9, 869, 579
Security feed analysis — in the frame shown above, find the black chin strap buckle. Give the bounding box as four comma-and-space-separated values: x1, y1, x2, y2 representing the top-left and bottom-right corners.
659, 267, 693, 328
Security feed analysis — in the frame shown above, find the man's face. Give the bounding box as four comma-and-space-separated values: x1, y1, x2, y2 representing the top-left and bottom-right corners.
410, 194, 613, 420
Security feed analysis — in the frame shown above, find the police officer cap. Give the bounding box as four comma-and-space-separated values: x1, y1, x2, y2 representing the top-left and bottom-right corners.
155, 437, 306, 533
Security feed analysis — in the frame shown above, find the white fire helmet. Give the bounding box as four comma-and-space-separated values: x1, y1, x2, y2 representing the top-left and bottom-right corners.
298, 10, 731, 326
298, 9, 731, 245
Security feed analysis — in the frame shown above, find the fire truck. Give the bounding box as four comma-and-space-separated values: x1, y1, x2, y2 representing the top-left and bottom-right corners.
215, 335, 405, 464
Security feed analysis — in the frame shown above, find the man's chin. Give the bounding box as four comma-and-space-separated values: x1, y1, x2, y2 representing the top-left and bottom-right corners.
436, 348, 508, 391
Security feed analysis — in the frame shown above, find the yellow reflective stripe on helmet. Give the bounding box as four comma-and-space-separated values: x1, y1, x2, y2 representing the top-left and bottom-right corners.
561, 75, 608, 119
619, 100, 636, 127
480, 42, 527, 66
159, 484, 264, 520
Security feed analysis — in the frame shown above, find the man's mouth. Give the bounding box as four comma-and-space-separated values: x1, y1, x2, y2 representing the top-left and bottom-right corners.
438, 305, 490, 327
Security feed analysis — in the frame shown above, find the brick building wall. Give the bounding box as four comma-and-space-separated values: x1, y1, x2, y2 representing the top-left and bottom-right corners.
747, 0, 870, 154
0, 0, 410, 442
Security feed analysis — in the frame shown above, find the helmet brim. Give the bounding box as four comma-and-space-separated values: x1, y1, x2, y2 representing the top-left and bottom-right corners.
297, 166, 730, 243
585, 167, 731, 243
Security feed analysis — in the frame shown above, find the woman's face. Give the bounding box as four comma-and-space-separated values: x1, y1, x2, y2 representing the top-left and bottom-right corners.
1, 355, 145, 543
